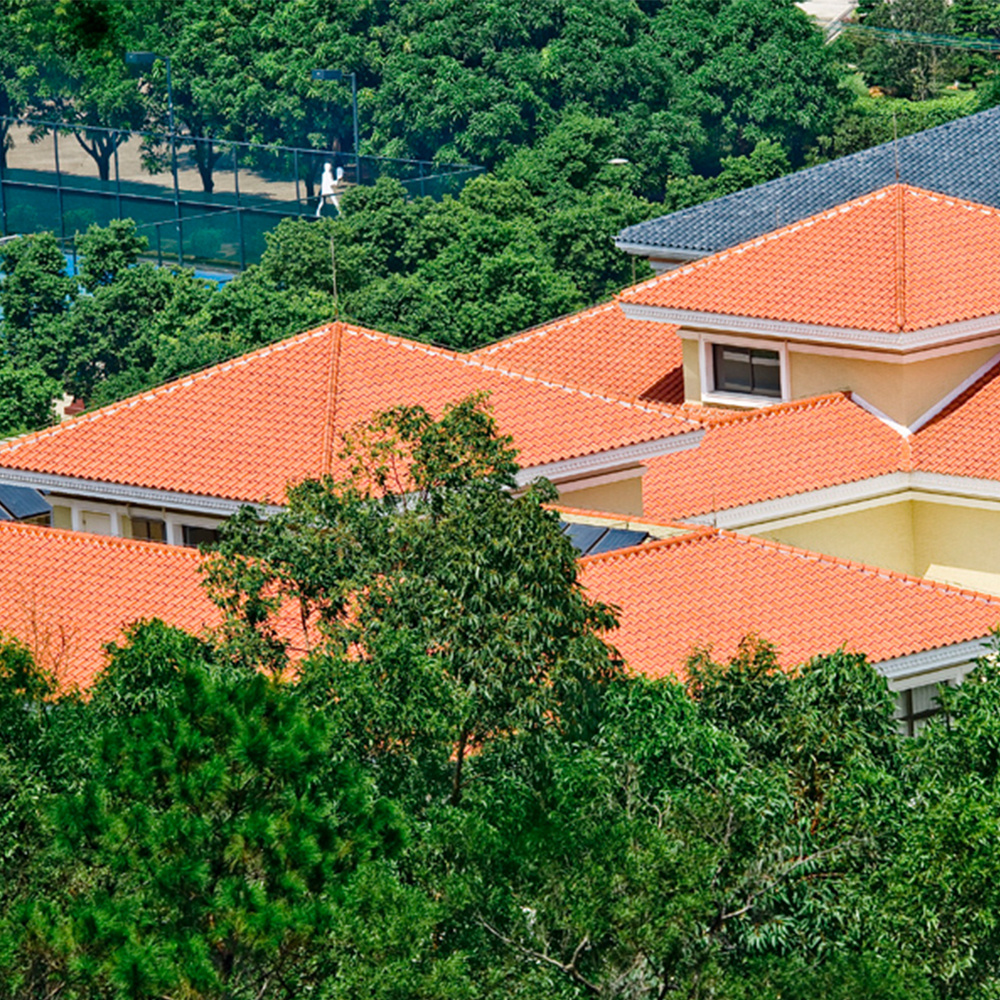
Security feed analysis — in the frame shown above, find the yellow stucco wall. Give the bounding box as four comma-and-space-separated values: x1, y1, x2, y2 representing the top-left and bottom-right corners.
912, 501, 1000, 595
757, 501, 917, 577
789, 345, 999, 426
558, 476, 645, 517
755, 499, 1000, 596
682, 338, 701, 405
51, 505, 72, 530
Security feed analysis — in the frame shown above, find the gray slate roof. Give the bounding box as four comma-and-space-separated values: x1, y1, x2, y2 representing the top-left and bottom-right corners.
616, 105, 1000, 255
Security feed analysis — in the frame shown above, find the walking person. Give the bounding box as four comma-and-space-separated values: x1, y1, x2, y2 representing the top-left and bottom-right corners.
315, 163, 345, 217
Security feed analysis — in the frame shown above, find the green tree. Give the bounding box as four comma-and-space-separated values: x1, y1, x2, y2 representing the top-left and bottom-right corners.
204, 395, 622, 806
0, 361, 59, 435
0, 232, 76, 378
2, 620, 445, 1000
25, 0, 148, 181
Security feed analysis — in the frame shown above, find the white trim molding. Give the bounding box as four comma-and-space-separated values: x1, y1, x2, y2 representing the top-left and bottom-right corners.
619, 302, 1000, 355
877, 638, 990, 682
908, 348, 1000, 432
515, 430, 705, 489
0, 468, 285, 518
686, 471, 1000, 531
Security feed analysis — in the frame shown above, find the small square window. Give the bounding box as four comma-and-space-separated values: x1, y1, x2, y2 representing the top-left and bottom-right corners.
712, 344, 782, 398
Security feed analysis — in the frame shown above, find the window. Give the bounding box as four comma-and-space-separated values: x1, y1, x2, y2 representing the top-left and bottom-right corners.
894, 681, 951, 737
182, 525, 219, 548
712, 344, 782, 398
131, 517, 166, 543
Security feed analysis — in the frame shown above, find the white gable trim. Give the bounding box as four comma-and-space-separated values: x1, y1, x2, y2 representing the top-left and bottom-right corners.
620, 303, 1000, 354
515, 430, 705, 489
877, 638, 991, 681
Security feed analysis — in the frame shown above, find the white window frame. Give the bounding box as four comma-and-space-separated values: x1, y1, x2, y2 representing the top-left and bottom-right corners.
699, 333, 790, 408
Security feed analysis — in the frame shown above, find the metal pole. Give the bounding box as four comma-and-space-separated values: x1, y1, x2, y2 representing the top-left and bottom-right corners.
294, 148, 301, 211
232, 144, 245, 271
351, 72, 359, 182
113, 129, 122, 220
0, 125, 7, 236
165, 57, 182, 265
53, 128, 65, 240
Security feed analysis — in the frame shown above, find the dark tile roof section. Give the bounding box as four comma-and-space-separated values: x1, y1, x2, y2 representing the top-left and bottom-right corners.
617, 105, 1000, 255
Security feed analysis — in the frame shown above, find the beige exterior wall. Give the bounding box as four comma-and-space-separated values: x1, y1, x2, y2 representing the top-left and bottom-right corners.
557, 476, 644, 517
913, 501, 1000, 595
755, 498, 1000, 596
51, 505, 73, 530
789, 345, 999, 426
682, 338, 701, 405
758, 501, 917, 576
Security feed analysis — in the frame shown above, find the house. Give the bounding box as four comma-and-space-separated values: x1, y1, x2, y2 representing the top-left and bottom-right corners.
0, 321, 705, 539
3, 180, 1000, 713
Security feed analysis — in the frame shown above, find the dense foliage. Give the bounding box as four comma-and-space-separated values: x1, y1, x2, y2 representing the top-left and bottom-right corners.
0, 401, 997, 998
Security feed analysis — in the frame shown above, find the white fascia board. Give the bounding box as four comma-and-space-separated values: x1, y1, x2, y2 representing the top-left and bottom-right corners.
876, 638, 992, 682
619, 303, 1000, 353
909, 471, 1000, 503
686, 473, 912, 529
515, 430, 705, 489
0, 468, 284, 518
849, 393, 911, 438
687, 470, 1000, 531
613, 242, 708, 261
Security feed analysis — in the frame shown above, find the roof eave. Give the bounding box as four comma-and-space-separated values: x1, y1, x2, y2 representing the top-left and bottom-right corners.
619, 303, 1000, 353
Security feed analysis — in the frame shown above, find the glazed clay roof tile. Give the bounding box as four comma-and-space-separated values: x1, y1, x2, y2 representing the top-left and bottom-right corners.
0, 522, 216, 690
0, 323, 702, 504
640, 393, 908, 520
621, 185, 1000, 334
913, 357, 1000, 479
581, 529, 1000, 679
470, 301, 688, 406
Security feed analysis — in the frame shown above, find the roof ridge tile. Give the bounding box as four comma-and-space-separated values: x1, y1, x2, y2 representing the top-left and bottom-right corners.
339, 324, 705, 427
0, 324, 338, 455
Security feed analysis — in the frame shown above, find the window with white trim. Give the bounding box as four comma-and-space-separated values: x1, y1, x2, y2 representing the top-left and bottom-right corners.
893, 681, 951, 737
711, 343, 782, 398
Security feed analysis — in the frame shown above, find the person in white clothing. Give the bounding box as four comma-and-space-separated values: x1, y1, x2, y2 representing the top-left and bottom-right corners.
315, 163, 345, 217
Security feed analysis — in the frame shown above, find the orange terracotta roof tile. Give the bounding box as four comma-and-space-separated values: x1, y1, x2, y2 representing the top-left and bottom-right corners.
0, 323, 702, 505
912, 358, 1000, 479
621, 185, 1000, 334
470, 302, 687, 406
581, 529, 1000, 679
640, 393, 908, 520
0, 522, 217, 691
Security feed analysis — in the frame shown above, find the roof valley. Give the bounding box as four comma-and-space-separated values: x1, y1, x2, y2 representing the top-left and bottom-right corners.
320, 323, 344, 477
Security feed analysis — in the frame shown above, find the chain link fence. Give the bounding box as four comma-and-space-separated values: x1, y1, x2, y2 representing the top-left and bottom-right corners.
0, 118, 484, 271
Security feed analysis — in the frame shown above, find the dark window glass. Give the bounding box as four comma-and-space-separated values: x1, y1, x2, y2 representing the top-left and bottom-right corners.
712, 344, 782, 398
182, 525, 219, 548
131, 517, 165, 543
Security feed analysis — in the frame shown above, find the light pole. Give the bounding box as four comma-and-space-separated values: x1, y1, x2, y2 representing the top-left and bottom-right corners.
127, 51, 182, 265
311, 69, 359, 182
